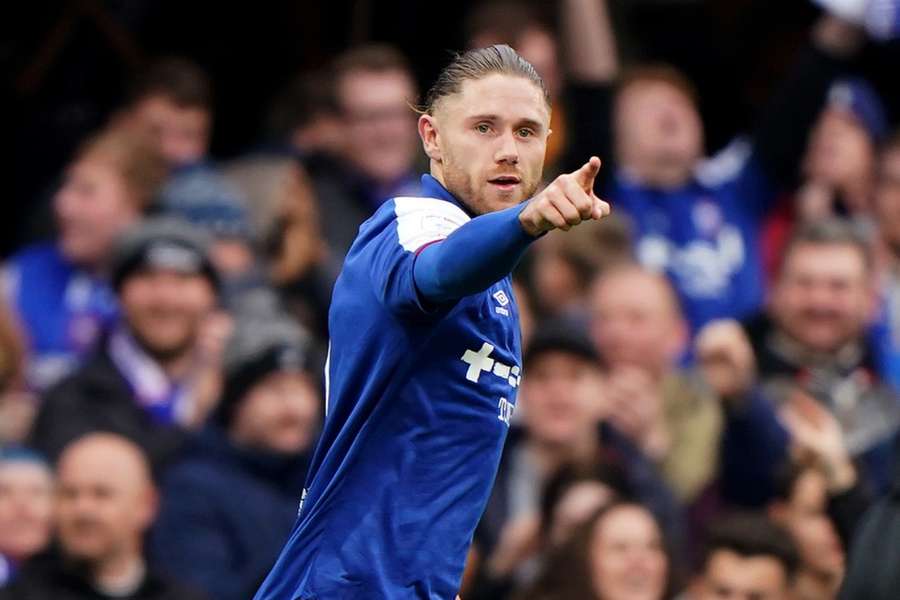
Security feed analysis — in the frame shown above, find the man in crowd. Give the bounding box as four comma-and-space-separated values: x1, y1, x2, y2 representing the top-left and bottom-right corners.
0, 433, 205, 599
115, 57, 214, 169
150, 310, 320, 600
4, 128, 166, 390
559, 0, 869, 331
691, 513, 799, 600
589, 263, 721, 504
29, 218, 222, 466
697, 218, 899, 502
0, 449, 54, 586
474, 320, 679, 592
301, 44, 422, 256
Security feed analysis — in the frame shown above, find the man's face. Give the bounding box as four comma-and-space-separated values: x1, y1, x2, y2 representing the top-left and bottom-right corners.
120, 270, 216, 361
697, 550, 790, 600
55, 440, 156, 564
421, 73, 550, 215
0, 462, 54, 561
874, 147, 900, 249
614, 80, 703, 189
232, 371, 321, 454
520, 351, 601, 446
771, 470, 844, 579
338, 69, 419, 185
589, 269, 686, 375
129, 95, 210, 166
803, 109, 874, 188
54, 157, 142, 268
590, 505, 668, 600
772, 243, 872, 354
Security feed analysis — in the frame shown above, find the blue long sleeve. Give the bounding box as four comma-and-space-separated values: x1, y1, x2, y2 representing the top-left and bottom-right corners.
413, 203, 536, 304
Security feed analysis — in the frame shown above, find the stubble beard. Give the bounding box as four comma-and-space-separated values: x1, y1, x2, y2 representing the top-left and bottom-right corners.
440, 153, 539, 216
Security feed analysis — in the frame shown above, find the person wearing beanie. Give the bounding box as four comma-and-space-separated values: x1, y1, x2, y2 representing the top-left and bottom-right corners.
149, 310, 321, 600
28, 217, 221, 468
471, 319, 681, 598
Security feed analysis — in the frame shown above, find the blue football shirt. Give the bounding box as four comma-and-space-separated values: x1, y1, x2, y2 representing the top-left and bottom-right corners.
255, 175, 523, 600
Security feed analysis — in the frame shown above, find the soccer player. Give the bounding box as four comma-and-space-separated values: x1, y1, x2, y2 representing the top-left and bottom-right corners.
254, 44, 610, 600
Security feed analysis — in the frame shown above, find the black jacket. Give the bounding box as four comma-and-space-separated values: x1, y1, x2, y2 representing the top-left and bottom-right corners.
29, 344, 188, 468
0, 552, 206, 600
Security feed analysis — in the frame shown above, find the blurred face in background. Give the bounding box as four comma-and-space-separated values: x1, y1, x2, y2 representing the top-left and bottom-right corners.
338, 68, 419, 186
769, 469, 844, 581
421, 73, 550, 215
231, 371, 321, 454
614, 78, 703, 190
803, 108, 875, 191
589, 268, 686, 377
697, 550, 790, 600
590, 505, 668, 600
0, 461, 53, 562
54, 155, 143, 270
129, 94, 210, 166
771, 243, 873, 354
56, 435, 157, 565
873, 144, 900, 251
520, 351, 602, 447
120, 269, 216, 362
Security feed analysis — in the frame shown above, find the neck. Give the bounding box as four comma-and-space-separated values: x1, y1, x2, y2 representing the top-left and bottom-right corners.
91, 549, 145, 596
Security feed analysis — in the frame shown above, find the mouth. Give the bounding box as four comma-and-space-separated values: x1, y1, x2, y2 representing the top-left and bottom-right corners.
488, 175, 521, 192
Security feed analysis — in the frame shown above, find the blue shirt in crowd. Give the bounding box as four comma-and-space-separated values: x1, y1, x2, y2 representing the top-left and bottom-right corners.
611, 140, 776, 333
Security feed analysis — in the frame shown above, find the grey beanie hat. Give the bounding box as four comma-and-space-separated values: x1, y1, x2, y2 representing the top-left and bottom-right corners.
110, 216, 219, 291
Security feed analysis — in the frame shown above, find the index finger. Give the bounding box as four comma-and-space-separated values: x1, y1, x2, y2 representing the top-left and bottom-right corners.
572, 156, 601, 193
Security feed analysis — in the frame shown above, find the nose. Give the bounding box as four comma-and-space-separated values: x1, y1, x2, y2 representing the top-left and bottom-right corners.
494, 130, 519, 165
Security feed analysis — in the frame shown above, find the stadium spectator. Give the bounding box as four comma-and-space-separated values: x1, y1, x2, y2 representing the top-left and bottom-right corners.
697, 219, 898, 503
589, 264, 721, 504
768, 460, 845, 600
29, 218, 221, 467
114, 58, 214, 168
303, 44, 422, 257
528, 216, 633, 320
763, 78, 889, 278
266, 69, 343, 159
870, 132, 900, 389
150, 310, 320, 600
560, 0, 868, 332
157, 164, 258, 304
475, 321, 680, 591
4, 128, 166, 391
222, 155, 336, 339
0, 449, 53, 586
690, 513, 798, 600
0, 433, 205, 599
516, 502, 674, 600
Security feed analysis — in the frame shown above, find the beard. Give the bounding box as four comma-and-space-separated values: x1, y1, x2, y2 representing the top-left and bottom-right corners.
439, 149, 541, 215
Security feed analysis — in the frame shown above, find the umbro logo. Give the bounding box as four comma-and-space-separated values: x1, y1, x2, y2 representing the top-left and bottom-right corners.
493, 290, 510, 316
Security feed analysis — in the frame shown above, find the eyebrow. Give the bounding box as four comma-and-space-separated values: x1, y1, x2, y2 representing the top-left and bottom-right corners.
466, 114, 545, 132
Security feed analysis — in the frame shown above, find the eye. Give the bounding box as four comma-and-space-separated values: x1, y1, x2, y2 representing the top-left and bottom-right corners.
475, 123, 491, 134
517, 127, 535, 138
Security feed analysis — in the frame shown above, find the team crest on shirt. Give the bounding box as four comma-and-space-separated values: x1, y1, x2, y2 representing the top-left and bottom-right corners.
493, 290, 510, 316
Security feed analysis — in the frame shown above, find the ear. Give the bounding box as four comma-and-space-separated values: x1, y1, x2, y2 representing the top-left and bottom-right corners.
418, 114, 442, 162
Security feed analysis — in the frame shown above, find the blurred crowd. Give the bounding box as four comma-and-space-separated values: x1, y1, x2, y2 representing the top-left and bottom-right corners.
2, 0, 900, 599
